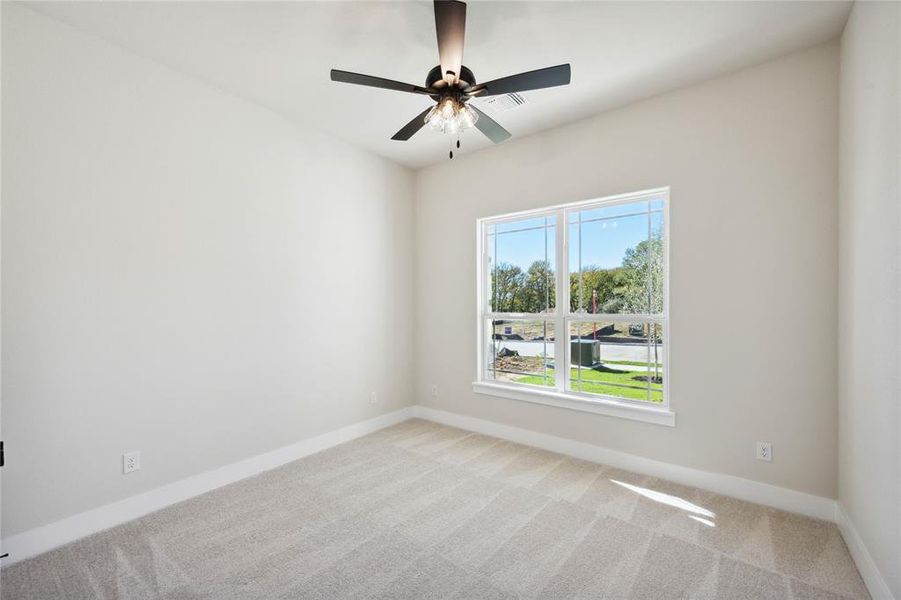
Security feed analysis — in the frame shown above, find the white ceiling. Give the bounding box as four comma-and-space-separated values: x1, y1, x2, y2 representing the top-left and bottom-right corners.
27, 1, 851, 169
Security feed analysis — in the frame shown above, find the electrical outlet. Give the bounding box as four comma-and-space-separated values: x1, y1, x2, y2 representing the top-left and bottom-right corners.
431, 384, 439, 397
756, 442, 772, 462
369, 391, 378, 404
123, 451, 140, 474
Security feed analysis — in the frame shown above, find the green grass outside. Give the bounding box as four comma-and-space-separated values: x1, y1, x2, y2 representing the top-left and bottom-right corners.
603, 360, 664, 368
516, 365, 663, 403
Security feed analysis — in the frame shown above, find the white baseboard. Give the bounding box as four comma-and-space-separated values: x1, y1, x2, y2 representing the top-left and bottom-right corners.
835, 503, 896, 600
0, 406, 415, 567
413, 405, 837, 522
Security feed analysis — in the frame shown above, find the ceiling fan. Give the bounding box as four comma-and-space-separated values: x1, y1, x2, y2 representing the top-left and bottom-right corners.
330, 0, 571, 157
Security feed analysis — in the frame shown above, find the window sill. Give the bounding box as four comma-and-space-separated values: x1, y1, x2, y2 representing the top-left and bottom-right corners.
471, 381, 676, 427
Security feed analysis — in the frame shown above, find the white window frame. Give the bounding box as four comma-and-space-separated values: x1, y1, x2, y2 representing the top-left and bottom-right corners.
473, 187, 674, 427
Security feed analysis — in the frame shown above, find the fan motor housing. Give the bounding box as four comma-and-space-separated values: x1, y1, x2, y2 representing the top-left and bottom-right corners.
426, 65, 476, 91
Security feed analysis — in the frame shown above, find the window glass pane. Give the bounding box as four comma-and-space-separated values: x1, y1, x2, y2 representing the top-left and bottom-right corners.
568, 200, 648, 223
568, 220, 581, 312
567, 321, 662, 403
569, 205, 650, 315
649, 209, 664, 315
494, 216, 546, 234
484, 320, 555, 387
487, 216, 555, 313
649, 322, 664, 403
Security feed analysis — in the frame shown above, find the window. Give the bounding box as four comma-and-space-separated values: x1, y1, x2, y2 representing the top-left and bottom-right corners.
475, 188, 672, 426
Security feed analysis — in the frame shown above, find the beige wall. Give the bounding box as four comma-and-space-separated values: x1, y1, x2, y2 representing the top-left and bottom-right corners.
838, 2, 901, 597
415, 42, 840, 498
1, 4, 415, 537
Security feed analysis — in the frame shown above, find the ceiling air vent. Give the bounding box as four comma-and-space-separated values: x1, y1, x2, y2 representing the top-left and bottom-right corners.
477, 93, 527, 114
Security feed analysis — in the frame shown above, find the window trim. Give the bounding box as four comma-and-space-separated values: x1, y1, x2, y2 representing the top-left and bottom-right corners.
474, 187, 674, 427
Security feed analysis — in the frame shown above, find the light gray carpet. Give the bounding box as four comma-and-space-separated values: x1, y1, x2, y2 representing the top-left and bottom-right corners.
1, 419, 869, 599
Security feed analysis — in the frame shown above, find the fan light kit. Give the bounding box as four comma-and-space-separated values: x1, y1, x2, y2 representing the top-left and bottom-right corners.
330, 0, 571, 159
425, 96, 478, 135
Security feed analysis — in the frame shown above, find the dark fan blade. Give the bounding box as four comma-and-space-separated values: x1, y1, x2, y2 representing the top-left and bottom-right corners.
330, 70, 435, 95
391, 107, 434, 141
434, 0, 466, 83
471, 106, 511, 144
466, 64, 571, 97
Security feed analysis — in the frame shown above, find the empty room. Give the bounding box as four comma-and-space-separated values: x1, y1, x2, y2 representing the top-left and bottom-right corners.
1, 0, 899, 598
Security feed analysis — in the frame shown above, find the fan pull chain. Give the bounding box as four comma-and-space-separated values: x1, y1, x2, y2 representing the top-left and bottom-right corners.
449, 135, 461, 160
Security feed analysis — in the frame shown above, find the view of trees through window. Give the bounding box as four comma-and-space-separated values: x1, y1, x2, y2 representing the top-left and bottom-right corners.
488, 233, 663, 315
483, 194, 666, 405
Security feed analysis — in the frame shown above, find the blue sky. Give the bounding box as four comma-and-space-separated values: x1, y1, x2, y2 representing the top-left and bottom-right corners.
491, 208, 662, 272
